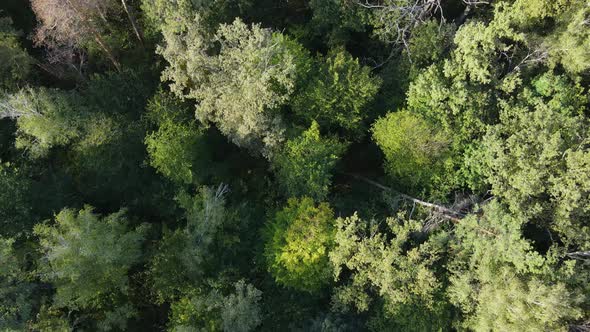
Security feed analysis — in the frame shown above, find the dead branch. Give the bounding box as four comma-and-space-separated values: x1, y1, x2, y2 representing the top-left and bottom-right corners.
346, 172, 465, 222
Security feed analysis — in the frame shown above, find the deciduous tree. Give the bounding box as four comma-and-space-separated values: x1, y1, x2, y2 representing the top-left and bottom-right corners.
272, 121, 347, 201
34, 206, 147, 329
264, 197, 335, 293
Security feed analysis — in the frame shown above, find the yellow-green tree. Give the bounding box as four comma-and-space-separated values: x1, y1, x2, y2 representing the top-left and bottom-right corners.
264, 197, 335, 292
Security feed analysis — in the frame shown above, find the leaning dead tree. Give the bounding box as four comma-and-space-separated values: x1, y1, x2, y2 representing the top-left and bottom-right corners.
120, 0, 144, 44
346, 173, 466, 222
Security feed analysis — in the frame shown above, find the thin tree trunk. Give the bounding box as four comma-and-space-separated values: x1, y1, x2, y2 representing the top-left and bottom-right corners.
94, 34, 122, 72
345, 173, 465, 222
121, 0, 144, 44
64, 0, 121, 71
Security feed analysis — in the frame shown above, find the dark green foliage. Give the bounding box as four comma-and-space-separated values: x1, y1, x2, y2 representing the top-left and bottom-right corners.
0, 163, 34, 236
293, 48, 381, 137
2, 0, 590, 330
272, 121, 347, 201
150, 185, 230, 302
0, 237, 35, 330
0, 16, 32, 91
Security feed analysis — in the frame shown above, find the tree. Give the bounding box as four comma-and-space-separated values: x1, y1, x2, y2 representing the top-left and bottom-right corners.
337, 0, 443, 47
150, 185, 230, 302
447, 201, 585, 331
220, 280, 263, 332
308, 0, 366, 46
0, 87, 82, 158
329, 212, 452, 331
0, 163, 34, 237
31, 0, 121, 70
292, 48, 381, 137
0, 17, 33, 91
34, 206, 147, 329
470, 73, 590, 250
168, 280, 262, 332
372, 110, 451, 194
271, 121, 347, 201
0, 237, 35, 331
264, 197, 335, 293
159, 16, 311, 157
546, 1, 590, 74
141, 0, 251, 36
145, 91, 212, 185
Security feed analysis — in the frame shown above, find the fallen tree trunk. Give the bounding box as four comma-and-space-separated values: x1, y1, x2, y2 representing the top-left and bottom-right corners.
345, 173, 465, 222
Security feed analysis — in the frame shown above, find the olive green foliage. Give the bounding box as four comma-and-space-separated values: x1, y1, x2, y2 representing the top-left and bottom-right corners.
308, 0, 366, 46
145, 91, 211, 184
472, 73, 590, 249
168, 280, 262, 332
34, 207, 147, 329
448, 201, 585, 331
330, 213, 451, 330
372, 110, 451, 192
0, 237, 34, 331
160, 16, 310, 157
272, 121, 347, 201
293, 48, 381, 136
0, 17, 32, 91
264, 197, 335, 292
150, 185, 229, 301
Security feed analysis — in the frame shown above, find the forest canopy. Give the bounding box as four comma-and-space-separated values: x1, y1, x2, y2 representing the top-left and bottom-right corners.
0, 0, 589, 331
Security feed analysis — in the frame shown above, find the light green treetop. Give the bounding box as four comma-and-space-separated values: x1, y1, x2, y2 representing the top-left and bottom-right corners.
264, 197, 335, 293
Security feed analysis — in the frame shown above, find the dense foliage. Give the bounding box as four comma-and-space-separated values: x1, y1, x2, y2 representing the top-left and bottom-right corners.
1, 0, 589, 330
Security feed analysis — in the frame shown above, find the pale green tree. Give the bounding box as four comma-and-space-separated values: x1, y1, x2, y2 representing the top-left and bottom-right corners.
0, 88, 82, 158
329, 212, 451, 331
448, 201, 585, 331
34, 206, 148, 329
159, 16, 310, 157
150, 185, 230, 301
168, 280, 262, 332
471, 73, 590, 249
